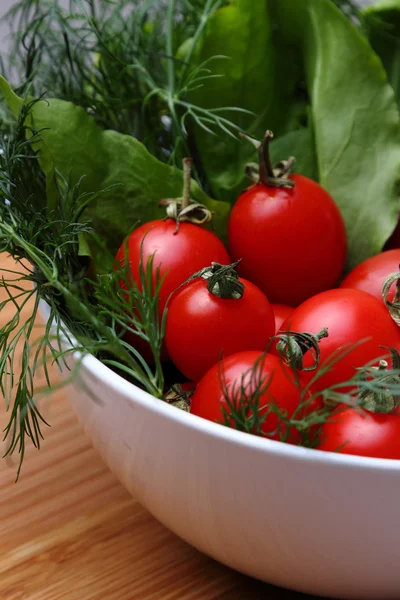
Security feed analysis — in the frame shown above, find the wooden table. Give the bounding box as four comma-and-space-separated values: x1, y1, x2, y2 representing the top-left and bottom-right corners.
0, 253, 316, 600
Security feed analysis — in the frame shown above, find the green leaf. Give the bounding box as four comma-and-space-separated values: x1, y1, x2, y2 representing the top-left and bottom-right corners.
270, 128, 318, 182
363, 0, 400, 105
188, 0, 301, 203
0, 77, 230, 270
0, 76, 22, 118
189, 0, 400, 268
270, 0, 400, 269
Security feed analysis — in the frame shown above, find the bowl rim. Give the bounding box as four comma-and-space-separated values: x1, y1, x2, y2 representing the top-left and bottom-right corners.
79, 346, 400, 473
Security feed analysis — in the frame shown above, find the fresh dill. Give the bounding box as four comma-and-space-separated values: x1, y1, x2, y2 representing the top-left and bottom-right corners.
1, 0, 244, 169
0, 99, 167, 477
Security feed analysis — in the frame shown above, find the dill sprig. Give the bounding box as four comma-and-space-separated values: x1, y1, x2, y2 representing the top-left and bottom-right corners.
0, 99, 167, 477
1, 0, 245, 169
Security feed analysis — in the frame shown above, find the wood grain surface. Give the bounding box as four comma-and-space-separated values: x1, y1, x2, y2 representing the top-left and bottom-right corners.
0, 253, 317, 600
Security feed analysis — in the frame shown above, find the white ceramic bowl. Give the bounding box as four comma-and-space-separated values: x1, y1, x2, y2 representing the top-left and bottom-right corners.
37, 282, 397, 599
56, 344, 400, 600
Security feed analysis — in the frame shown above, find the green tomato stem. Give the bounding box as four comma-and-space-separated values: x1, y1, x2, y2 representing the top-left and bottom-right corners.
182, 157, 192, 210
242, 130, 296, 189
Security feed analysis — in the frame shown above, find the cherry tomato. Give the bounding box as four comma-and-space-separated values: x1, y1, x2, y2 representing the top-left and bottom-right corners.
228, 174, 347, 306
116, 220, 230, 313
191, 351, 317, 443
165, 277, 275, 382
277, 288, 400, 392
340, 249, 400, 303
272, 303, 294, 333
318, 404, 400, 459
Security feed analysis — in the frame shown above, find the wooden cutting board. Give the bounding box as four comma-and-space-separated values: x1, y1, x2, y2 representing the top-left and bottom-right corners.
0, 253, 317, 600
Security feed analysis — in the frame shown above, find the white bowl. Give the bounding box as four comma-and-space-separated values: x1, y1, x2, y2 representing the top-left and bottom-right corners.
57, 346, 400, 600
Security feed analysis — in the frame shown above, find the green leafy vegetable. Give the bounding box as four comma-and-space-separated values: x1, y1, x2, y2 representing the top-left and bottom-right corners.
270, 0, 400, 269
0, 77, 231, 271
269, 128, 318, 182
363, 0, 400, 105
0, 99, 176, 477
187, 0, 302, 202
1, 0, 245, 167
187, 0, 400, 268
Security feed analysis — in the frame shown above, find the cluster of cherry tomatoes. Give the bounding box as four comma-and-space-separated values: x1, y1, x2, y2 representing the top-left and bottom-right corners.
116, 138, 400, 460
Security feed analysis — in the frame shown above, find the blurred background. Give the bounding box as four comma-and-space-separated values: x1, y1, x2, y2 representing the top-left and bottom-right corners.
0, 0, 69, 53
0, 0, 376, 55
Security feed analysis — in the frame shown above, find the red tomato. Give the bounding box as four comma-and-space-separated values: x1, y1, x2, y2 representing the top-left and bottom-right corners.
340, 249, 400, 303
272, 303, 294, 333
190, 351, 317, 442
165, 278, 275, 382
277, 288, 400, 392
116, 220, 230, 313
228, 175, 347, 306
318, 404, 400, 459
115, 220, 230, 361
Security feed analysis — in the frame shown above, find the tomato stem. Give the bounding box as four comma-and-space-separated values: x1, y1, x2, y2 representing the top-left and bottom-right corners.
275, 327, 329, 371
357, 353, 400, 414
395, 272, 400, 304
259, 130, 275, 181
382, 266, 400, 325
158, 157, 213, 234
177, 260, 245, 299
182, 157, 192, 210
242, 130, 296, 189
204, 262, 245, 299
